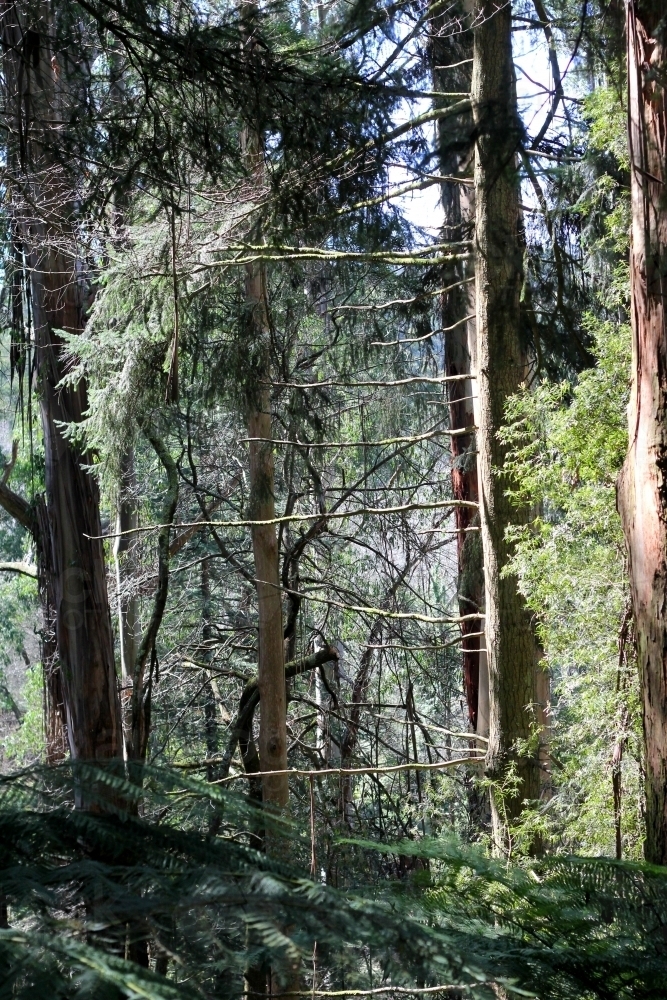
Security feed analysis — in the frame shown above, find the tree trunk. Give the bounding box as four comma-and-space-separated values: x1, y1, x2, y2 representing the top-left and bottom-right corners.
472, 0, 541, 848
0, 471, 66, 760
114, 450, 139, 757
431, 4, 485, 732
200, 558, 218, 782
35, 496, 67, 763
114, 452, 139, 686
617, 0, 667, 865
0, 3, 122, 767
129, 430, 178, 765
243, 122, 288, 809
245, 250, 289, 808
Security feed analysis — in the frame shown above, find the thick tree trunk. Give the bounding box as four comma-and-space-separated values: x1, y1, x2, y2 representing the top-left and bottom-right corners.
617, 0, 667, 865
472, 0, 541, 848
0, 3, 122, 766
35, 258, 122, 763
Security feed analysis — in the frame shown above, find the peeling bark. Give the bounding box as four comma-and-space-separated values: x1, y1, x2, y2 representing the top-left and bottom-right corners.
617, 0, 667, 865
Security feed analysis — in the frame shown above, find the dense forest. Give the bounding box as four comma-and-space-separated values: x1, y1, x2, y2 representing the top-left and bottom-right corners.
0, 0, 666, 996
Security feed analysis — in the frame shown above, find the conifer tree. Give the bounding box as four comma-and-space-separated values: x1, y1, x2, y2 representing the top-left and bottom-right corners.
472, 0, 542, 847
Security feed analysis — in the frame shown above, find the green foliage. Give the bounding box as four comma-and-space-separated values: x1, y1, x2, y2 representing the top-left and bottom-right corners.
3, 664, 46, 764
583, 87, 629, 173
501, 318, 642, 857
1, 765, 666, 999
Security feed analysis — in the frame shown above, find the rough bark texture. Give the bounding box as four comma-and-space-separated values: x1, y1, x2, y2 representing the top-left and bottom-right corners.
1, 2, 122, 765
245, 247, 289, 808
472, 0, 541, 845
431, 6, 485, 730
617, 0, 667, 865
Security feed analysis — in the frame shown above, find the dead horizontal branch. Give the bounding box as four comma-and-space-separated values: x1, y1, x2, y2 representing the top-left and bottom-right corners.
218, 755, 483, 783
91, 499, 479, 541
268, 374, 475, 389
240, 425, 475, 448
0, 561, 38, 578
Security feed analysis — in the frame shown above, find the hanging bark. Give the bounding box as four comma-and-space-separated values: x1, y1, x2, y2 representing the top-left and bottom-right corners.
617, 0, 667, 865
472, 0, 541, 847
0, 2, 122, 767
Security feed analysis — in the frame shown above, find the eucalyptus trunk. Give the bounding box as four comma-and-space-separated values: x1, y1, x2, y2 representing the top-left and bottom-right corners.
472, 0, 541, 847
617, 0, 667, 865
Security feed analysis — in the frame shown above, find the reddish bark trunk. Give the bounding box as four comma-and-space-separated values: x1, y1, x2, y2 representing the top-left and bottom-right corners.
431, 8, 484, 730
1, 3, 122, 766
617, 0, 667, 865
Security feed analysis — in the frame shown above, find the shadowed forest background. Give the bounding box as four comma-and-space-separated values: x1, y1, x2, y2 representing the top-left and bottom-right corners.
0, 0, 666, 997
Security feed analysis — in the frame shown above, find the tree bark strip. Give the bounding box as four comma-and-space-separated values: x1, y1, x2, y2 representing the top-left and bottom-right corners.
431, 2, 485, 731
617, 0, 667, 865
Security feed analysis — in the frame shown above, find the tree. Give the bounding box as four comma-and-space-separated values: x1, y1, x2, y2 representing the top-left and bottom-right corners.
472, 0, 542, 848
0, 0, 122, 769
617, 0, 667, 865
430, 3, 486, 738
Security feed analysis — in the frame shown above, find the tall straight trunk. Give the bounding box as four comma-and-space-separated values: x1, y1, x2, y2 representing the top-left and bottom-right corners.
472, 0, 541, 846
617, 0, 667, 865
245, 247, 289, 808
240, 0, 288, 811
35, 256, 121, 763
1, 2, 122, 765
431, 4, 485, 732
